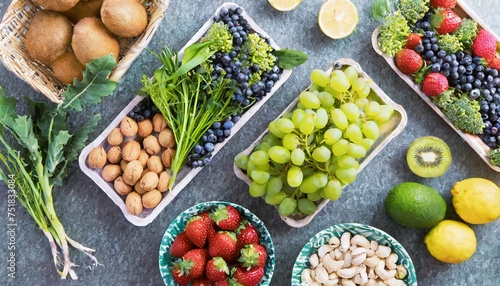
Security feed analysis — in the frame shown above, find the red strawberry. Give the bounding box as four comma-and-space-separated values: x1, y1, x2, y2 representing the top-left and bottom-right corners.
421, 72, 449, 96
431, 9, 461, 34
192, 278, 213, 286
395, 49, 423, 75
171, 232, 195, 258
172, 264, 192, 286
430, 0, 456, 9
199, 211, 217, 239
210, 205, 242, 231
231, 266, 264, 286
472, 29, 497, 62
490, 57, 500, 71
214, 280, 229, 286
182, 248, 208, 279
405, 33, 422, 50
208, 231, 238, 262
236, 221, 260, 252
206, 257, 230, 282
185, 216, 209, 248
238, 244, 267, 270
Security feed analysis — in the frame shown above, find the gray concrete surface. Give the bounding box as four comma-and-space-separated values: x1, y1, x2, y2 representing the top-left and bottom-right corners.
1, 0, 499, 285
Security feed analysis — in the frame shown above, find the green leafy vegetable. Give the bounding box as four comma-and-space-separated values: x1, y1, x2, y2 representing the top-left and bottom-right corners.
370, 0, 394, 21
433, 90, 485, 134
488, 148, 500, 167
272, 49, 309, 69
377, 11, 411, 57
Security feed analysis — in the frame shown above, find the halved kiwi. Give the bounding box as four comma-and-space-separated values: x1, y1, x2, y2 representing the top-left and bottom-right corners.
406, 136, 452, 178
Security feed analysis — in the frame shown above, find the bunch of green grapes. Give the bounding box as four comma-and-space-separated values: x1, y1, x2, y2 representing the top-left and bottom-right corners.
234, 66, 395, 217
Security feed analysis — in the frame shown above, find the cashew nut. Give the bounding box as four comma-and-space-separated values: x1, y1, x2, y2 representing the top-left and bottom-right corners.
376, 245, 392, 258
375, 260, 397, 281
351, 248, 367, 266
319, 244, 334, 258
341, 278, 357, 286
363, 256, 380, 268
343, 250, 352, 268
337, 266, 356, 279
322, 253, 337, 273
366, 278, 378, 286
340, 232, 351, 252
351, 234, 371, 249
328, 236, 340, 248
309, 253, 319, 269
386, 253, 399, 270
314, 264, 329, 283
367, 267, 377, 279
301, 269, 313, 284
324, 279, 339, 286
370, 240, 379, 250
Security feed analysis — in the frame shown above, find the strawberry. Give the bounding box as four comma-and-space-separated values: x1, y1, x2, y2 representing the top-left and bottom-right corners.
421, 72, 449, 96
490, 57, 500, 71
172, 264, 192, 286
236, 220, 260, 252
185, 216, 209, 248
206, 257, 230, 282
395, 49, 423, 75
214, 280, 229, 286
208, 231, 238, 262
192, 278, 213, 286
472, 29, 497, 62
431, 9, 461, 34
182, 248, 208, 279
199, 211, 217, 239
170, 232, 195, 258
230, 266, 264, 286
210, 205, 242, 231
238, 244, 267, 270
430, 0, 456, 9
405, 33, 422, 50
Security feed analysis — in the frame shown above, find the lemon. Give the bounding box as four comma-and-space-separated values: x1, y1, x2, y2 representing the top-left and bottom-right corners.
451, 178, 500, 224
268, 0, 302, 11
318, 0, 358, 39
424, 220, 476, 264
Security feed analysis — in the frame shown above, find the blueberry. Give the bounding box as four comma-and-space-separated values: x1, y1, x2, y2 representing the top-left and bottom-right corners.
220, 8, 229, 17
422, 21, 431, 30
136, 115, 145, 121
216, 129, 224, 137
233, 115, 241, 122
425, 31, 435, 38
425, 50, 434, 59
437, 50, 446, 58
203, 157, 212, 165
194, 144, 203, 154
431, 44, 439, 52
223, 129, 231, 137
236, 94, 245, 103
415, 45, 424, 53
270, 73, 279, 81
431, 63, 441, 72
457, 65, 466, 75
422, 38, 430, 44
266, 81, 274, 89
469, 89, 481, 99
424, 43, 432, 51
212, 122, 221, 129
477, 72, 485, 80
234, 37, 243, 46
208, 134, 217, 143
202, 135, 208, 143
128, 111, 135, 117
223, 121, 234, 129
463, 83, 472, 91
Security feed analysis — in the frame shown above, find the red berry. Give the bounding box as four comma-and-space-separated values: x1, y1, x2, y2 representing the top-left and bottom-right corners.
172, 265, 192, 286
192, 278, 213, 286
395, 49, 423, 75
185, 216, 209, 248
208, 231, 238, 263
182, 248, 208, 279
214, 279, 229, 286
170, 232, 195, 258
236, 220, 260, 252
490, 58, 500, 71
472, 29, 497, 62
210, 205, 242, 231
231, 266, 264, 286
431, 9, 461, 34
421, 73, 449, 97
238, 243, 267, 270
405, 33, 422, 50
206, 257, 230, 282
430, 0, 456, 9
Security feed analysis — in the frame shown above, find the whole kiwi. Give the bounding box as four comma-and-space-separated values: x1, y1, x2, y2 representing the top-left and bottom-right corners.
34, 0, 80, 12
25, 10, 73, 65
50, 50, 85, 85
63, 0, 104, 23
100, 0, 148, 38
72, 17, 120, 65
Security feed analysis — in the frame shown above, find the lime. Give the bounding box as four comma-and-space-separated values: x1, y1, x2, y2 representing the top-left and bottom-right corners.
424, 220, 476, 264
268, 0, 302, 11
451, 178, 500, 224
385, 182, 446, 228
318, 0, 358, 39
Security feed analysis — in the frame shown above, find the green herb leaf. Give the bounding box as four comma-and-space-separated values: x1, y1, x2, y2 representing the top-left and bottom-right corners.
272, 49, 308, 69
66, 114, 101, 162
45, 130, 72, 174
182, 41, 213, 65
7, 116, 42, 162
59, 54, 117, 112
174, 46, 215, 80
370, 0, 394, 21
0, 87, 18, 126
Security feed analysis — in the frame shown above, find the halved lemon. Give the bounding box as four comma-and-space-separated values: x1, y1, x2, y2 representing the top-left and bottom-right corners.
318, 0, 359, 39
268, 0, 302, 11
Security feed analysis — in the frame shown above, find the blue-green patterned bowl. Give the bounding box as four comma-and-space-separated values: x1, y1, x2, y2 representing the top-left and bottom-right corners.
159, 201, 275, 285
291, 223, 417, 285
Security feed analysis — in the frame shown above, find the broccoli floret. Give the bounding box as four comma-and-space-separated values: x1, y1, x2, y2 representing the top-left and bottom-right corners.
202, 22, 233, 53
453, 19, 479, 50
433, 90, 485, 134
378, 11, 411, 57
242, 33, 276, 72
488, 148, 500, 167
397, 0, 430, 24
437, 34, 463, 54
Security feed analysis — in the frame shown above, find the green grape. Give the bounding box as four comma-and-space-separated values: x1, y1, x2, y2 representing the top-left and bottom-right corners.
365, 101, 381, 119
299, 176, 320, 194
330, 108, 348, 130
301, 167, 315, 178
335, 167, 357, 184
362, 121, 380, 140
296, 102, 306, 110
263, 133, 281, 146
332, 139, 349, 156
282, 111, 293, 119
299, 91, 321, 109
347, 143, 367, 159
377, 105, 394, 123
287, 166, 303, 187
361, 138, 375, 151
299, 114, 316, 135
310, 69, 331, 87
315, 108, 329, 129
276, 118, 295, 134
310, 172, 328, 188
256, 141, 271, 151
355, 98, 369, 109
266, 176, 284, 196
344, 66, 359, 85
307, 190, 323, 202
246, 161, 257, 176
324, 85, 343, 100
352, 77, 368, 95
291, 108, 306, 129
337, 155, 358, 169
291, 149, 306, 166
251, 170, 270, 184
308, 83, 320, 92
340, 102, 360, 122
359, 84, 371, 98
249, 181, 267, 197
282, 133, 300, 150
268, 146, 291, 164
298, 198, 317, 215
324, 128, 342, 145
281, 182, 296, 194
329, 70, 351, 93
317, 91, 335, 109
323, 180, 343, 200
249, 150, 269, 166
265, 192, 287, 205
278, 198, 297, 216
254, 163, 271, 171
312, 146, 331, 163
344, 124, 363, 144
234, 153, 249, 170
268, 121, 286, 138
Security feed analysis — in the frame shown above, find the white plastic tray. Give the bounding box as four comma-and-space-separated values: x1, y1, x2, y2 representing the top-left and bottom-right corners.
78, 2, 293, 226
233, 58, 408, 228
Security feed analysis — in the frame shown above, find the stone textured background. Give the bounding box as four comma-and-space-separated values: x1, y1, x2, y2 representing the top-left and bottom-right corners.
1, 0, 499, 285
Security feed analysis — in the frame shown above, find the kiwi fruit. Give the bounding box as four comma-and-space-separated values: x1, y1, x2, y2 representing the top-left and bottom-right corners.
100, 0, 148, 38
50, 50, 85, 85
25, 10, 73, 65
34, 0, 80, 12
63, 0, 104, 23
406, 136, 452, 178
72, 17, 120, 65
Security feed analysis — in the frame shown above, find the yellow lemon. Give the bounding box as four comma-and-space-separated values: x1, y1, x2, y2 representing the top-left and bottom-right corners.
318, 0, 358, 39
424, 220, 476, 264
268, 0, 302, 11
451, 178, 500, 224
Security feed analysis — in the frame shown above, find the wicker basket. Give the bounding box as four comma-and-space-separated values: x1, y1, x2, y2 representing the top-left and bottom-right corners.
0, 0, 169, 103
